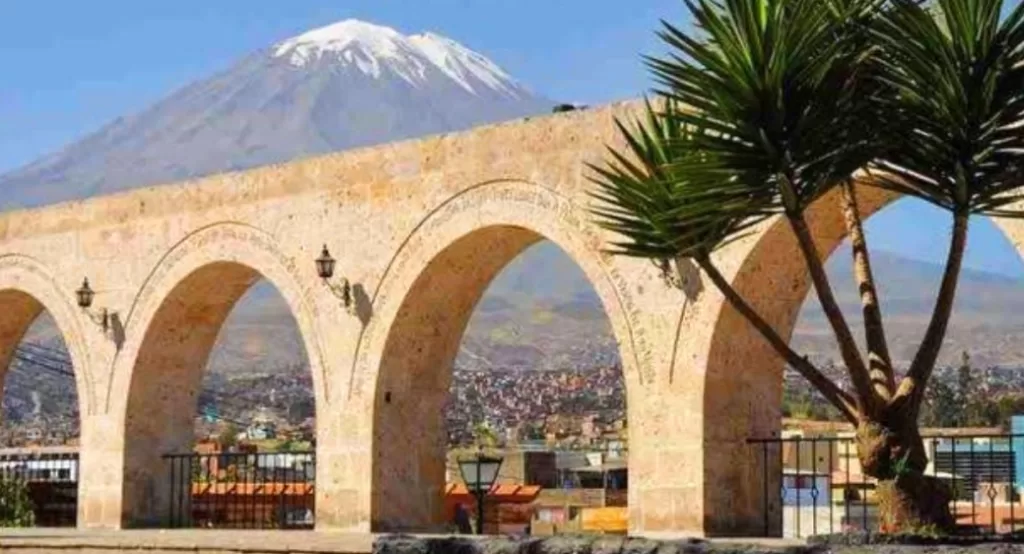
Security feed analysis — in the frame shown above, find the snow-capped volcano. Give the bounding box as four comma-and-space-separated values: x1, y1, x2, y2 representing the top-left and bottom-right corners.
0, 19, 552, 209
272, 20, 521, 98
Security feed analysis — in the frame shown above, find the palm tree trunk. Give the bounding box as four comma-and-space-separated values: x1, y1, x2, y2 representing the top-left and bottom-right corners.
892, 213, 970, 414
788, 213, 877, 414
839, 180, 895, 400
848, 213, 968, 534
856, 417, 955, 533
696, 256, 858, 422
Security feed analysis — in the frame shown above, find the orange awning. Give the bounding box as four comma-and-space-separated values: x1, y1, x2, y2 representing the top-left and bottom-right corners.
445, 483, 541, 502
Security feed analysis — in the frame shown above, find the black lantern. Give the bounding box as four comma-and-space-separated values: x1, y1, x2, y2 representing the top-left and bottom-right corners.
76, 278, 95, 309
316, 245, 355, 311
315, 245, 336, 279
457, 450, 504, 534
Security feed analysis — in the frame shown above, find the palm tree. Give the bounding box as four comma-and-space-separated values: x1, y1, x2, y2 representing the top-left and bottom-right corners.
473, 422, 499, 449
591, 0, 1024, 531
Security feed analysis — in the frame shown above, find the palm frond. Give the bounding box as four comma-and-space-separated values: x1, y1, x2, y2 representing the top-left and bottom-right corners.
870, 0, 1024, 218
591, 0, 885, 261
588, 99, 773, 260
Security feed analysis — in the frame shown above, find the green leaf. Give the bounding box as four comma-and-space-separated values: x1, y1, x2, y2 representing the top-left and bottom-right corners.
593, 0, 887, 260
870, 0, 1024, 219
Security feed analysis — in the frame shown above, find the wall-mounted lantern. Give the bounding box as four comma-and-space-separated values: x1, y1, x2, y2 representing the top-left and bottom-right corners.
316, 245, 353, 311
76, 278, 110, 332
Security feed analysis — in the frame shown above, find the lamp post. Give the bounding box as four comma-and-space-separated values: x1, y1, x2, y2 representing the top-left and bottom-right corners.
457, 449, 504, 535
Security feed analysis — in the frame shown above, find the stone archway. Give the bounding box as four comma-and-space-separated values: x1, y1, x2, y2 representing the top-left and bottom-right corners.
696, 182, 1024, 534
355, 180, 645, 532
105, 223, 328, 527
0, 255, 93, 527
0, 255, 93, 417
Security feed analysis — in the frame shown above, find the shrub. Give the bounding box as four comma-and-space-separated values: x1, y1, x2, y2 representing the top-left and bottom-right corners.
0, 479, 35, 527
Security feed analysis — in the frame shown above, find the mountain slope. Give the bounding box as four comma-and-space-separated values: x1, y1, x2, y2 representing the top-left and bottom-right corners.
794, 246, 1024, 368
213, 246, 1024, 374
0, 20, 552, 209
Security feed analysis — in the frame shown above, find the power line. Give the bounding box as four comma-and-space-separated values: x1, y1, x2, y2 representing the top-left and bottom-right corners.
18, 341, 70, 360
9, 342, 253, 427
13, 350, 74, 377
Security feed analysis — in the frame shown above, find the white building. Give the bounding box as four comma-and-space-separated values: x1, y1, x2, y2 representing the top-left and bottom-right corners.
0, 446, 79, 482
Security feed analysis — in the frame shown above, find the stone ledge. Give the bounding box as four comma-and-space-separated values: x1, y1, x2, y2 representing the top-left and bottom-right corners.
0, 529, 372, 553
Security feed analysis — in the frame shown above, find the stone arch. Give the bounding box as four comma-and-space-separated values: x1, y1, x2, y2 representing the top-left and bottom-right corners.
696, 182, 1024, 534
355, 180, 644, 531
107, 222, 328, 526
0, 254, 93, 418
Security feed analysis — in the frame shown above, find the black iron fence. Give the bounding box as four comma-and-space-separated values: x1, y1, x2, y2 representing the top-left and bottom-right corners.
748, 434, 1024, 538
163, 450, 315, 529
0, 450, 78, 527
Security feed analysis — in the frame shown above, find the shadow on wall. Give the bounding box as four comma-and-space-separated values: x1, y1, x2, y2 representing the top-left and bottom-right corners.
663, 257, 703, 301
353, 283, 372, 327
110, 313, 126, 351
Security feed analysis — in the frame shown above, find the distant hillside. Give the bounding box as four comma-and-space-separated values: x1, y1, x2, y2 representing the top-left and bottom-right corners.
456, 242, 618, 371
208, 242, 1024, 376
9, 242, 1024, 425
793, 246, 1024, 368
215, 240, 619, 374
13, 242, 1024, 385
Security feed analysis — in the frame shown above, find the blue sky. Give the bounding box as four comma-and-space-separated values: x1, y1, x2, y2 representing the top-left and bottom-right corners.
1, 1, 1022, 276
0, 1, 686, 173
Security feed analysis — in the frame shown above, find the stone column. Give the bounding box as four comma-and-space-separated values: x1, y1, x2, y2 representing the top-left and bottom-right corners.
622, 357, 782, 537
76, 413, 127, 529
313, 404, 373, 532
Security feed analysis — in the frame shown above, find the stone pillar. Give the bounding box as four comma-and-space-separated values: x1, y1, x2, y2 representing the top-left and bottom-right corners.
371, 387, 450, 532
120, 370, 199, 528
313, 405, 373, 532
76, 413, 126, 529
626, 389, 706, 536
624, 350, 782, 537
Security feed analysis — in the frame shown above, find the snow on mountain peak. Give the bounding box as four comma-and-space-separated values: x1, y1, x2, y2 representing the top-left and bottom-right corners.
272, 19, 522, 97
273, 20, 408, 69
407, 32, 518, 97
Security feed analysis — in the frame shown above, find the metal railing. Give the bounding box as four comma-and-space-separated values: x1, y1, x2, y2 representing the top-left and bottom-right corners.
748, 434, 1024, 538
163, 450, 315, 529
0, 450, 78, 527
